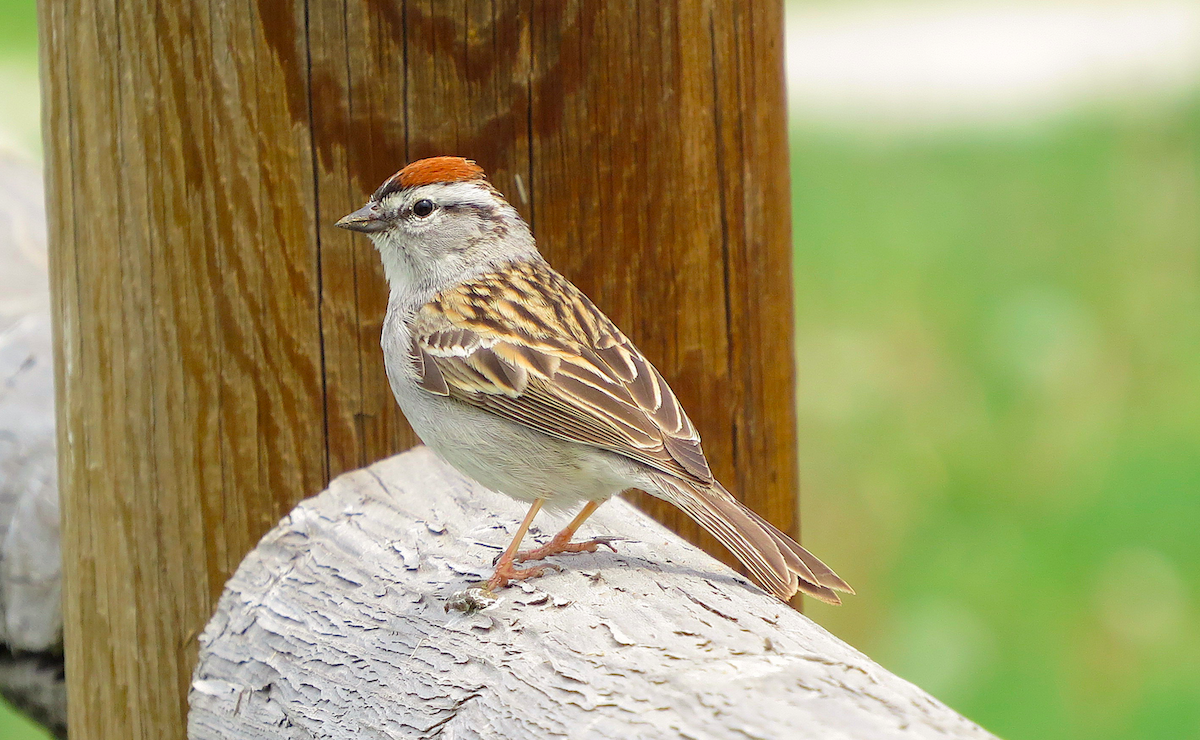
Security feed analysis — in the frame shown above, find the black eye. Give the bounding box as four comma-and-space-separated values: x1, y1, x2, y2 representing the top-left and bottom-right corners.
412, 199, 436, 218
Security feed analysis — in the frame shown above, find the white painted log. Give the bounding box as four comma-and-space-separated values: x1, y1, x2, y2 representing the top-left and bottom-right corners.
0, 155, 67, 739
0, 155, 60, 654
189, 447, 996, 740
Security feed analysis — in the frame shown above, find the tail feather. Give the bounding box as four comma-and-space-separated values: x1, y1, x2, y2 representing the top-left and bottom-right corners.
649, 475, 852, 604
741, 506, 855, 595
671, 488, 794, 599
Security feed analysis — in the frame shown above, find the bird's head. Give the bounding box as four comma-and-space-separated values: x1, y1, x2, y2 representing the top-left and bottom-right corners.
337, 157, 536, 296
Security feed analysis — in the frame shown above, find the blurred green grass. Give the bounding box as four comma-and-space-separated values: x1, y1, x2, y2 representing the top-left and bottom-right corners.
795, 102, 1200, 740
0, 0, 40, 159
0, 693, 51, 740
0, 0, 36, 56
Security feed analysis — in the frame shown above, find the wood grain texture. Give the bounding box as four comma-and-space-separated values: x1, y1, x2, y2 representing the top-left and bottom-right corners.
41, 3, 797, 738
189, 448, 990, 740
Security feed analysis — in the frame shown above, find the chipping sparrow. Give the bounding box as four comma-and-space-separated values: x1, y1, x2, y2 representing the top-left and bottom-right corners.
336, 156, 852, 604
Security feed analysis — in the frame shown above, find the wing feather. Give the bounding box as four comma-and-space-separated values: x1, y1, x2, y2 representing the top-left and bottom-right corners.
410, 260, 713, 484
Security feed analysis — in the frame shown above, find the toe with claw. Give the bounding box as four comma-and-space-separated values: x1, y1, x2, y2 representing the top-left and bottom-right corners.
516, 535, 621, 563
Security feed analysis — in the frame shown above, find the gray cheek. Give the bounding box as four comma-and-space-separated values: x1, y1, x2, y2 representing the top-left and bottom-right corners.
430, 223, 480, 257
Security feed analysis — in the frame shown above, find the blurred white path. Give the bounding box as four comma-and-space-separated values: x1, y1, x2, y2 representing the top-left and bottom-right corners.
786, 0, 1200, 130
4, 2, 1200, 156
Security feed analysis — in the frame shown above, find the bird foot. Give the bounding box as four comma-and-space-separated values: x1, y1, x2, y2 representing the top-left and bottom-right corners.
484, 559, 561, 594
515, 535, 621, 563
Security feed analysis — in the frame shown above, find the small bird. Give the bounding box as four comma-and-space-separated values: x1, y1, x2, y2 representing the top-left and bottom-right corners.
336, 156, 852, 604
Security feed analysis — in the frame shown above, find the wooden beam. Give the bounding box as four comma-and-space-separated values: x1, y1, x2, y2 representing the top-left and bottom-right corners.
41, 3, 797, 738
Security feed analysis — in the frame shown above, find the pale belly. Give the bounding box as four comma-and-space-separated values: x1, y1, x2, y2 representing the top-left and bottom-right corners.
389, 371, 633, 510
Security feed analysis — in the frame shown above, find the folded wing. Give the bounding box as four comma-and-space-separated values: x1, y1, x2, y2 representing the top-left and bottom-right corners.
409, 259, 714, 486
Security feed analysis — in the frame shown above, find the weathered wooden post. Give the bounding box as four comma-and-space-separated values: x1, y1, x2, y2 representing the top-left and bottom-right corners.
41, 3, 797, 737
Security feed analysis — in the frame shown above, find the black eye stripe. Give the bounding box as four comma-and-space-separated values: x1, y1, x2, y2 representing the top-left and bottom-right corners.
413, 199, 436, 218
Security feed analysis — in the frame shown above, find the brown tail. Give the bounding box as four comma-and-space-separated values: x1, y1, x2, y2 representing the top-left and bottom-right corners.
649, 474, 853, 604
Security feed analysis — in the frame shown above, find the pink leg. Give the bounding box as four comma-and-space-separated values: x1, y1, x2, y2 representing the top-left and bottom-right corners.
485, 499, 558, 593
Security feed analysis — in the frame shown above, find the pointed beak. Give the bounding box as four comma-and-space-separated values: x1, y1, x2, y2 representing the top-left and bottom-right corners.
335, 203, 390, 233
